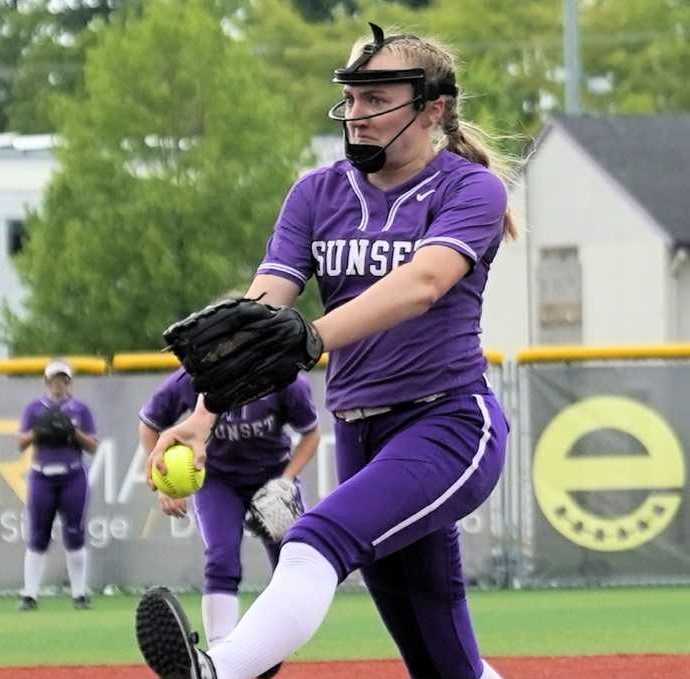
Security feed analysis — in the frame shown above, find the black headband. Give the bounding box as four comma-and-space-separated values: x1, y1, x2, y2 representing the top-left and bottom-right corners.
332, 23, 458, 100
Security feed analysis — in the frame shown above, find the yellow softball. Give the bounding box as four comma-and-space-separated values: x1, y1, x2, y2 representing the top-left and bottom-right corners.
152, 444, 205, 499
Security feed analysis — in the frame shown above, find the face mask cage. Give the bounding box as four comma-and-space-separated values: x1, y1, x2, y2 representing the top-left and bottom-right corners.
328, 95, 420, 123
329, 23, 458, 121
328, 22, 458, 173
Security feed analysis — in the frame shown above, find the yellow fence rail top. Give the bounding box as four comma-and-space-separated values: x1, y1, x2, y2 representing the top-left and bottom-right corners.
112, 350, 503, 372
112, 352, 181, 372
2, 347, 504, 375
484, 349, 504, 366
0, 355, 108, 376
113, 352, 330, 372
517, 344, 690, 364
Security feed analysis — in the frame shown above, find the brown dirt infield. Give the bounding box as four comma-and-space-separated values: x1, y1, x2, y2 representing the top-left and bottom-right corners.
1, 656, 688, 678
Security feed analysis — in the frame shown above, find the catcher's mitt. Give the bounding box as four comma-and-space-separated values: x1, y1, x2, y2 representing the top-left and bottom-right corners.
245, 478, 304, 543
33, 407, 76, 447
163, 297, 323, 413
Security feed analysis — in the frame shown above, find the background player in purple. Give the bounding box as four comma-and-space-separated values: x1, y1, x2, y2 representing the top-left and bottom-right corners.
138, 369, 319, 663
17, 359, 98, 611
137, 22, 516, 679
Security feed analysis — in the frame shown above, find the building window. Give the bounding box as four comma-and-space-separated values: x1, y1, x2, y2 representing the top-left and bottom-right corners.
537, 246, 582, 344
7, 219, 26, 256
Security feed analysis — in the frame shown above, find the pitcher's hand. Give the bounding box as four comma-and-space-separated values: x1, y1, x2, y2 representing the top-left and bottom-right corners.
146, 416, 210, 490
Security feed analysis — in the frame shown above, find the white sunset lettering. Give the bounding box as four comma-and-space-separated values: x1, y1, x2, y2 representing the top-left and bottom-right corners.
311, 238, 421, 278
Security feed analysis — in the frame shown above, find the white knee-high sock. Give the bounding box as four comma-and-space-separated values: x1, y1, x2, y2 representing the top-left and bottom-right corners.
481, 659, 503, 679
203, 593, 239, 647
209, 542, 338, 679
65, 547, 87, 598
22, 549, 47, 599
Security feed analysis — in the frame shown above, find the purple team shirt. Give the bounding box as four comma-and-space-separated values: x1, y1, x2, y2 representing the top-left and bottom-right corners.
139, 369, 318, 479
20, 397, 96, 466
257, 150, 507, 411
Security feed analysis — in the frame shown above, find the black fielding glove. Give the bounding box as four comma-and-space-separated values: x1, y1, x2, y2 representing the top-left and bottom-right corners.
163, 298, 323, 412
33, 408, 76, 446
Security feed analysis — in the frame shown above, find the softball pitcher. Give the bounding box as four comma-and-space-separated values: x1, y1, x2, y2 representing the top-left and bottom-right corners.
137, 22, 515, 679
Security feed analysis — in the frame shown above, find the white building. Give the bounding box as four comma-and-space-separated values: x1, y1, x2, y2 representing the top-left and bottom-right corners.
0, 134, 58, 355
483, 115, 690, 356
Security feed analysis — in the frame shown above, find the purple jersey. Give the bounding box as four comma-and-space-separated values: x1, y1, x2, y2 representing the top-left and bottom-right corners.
257, 150, 507, 411
20, 397, 96, 466
139, 369, 318, 480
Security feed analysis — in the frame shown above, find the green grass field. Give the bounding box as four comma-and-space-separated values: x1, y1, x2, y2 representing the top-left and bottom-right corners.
0, 587, 688, 666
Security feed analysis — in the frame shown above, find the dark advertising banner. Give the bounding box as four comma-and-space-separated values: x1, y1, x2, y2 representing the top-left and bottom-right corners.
524, 362, 689, 585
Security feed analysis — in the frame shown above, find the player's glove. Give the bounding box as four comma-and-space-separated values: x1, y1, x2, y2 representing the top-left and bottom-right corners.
245, 478, 304, 543
162, 297, 323, 413
33, 407, 76, 446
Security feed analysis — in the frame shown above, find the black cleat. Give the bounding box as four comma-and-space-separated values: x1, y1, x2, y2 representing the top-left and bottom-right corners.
135, 587, 216, 679
18, 596, 38, 611
258, 663, 283, 678
73, 595, 91, 610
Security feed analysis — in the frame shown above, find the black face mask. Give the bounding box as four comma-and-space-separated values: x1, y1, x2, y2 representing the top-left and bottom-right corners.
328, 22, 458, 173
328, 98, 421, 173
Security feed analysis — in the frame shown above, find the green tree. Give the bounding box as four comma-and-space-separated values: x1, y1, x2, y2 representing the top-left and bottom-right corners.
581, 0, 690, 114
236, 0, 355, 135
2, 0, 310, 354
420, 0, 563, 144
0, 1, 45, 131
0, 0, 141, 133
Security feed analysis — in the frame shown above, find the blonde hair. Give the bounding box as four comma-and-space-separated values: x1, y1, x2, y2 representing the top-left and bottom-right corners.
349, 31, 519, 239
